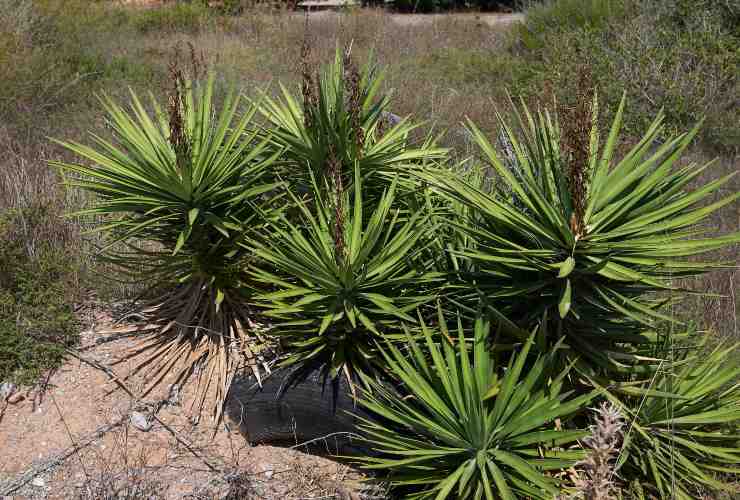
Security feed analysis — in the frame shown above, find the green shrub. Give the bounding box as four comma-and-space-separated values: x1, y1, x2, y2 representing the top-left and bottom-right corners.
0, 205, 79, 384
391, 0, 517, 12
221, 0, 247, 15
599, 339, 740, 498
252, 47, 447, 387
257, 47, 447, 201
394, 0, 442, 13
523, 0, 630, 36
250, 166, 442, 386
508, 0, 740, 152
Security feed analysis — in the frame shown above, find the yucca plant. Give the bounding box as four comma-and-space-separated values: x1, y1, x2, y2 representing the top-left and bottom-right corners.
256, 44, 446, 201
417, 95, 740, 373
595, 340, 740, 499
428, 162, 492, 283
249, 164, 443, 388
356, 309, 598, 499
51, 75, 281, 421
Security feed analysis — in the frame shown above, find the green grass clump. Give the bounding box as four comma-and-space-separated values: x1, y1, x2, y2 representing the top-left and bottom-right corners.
128, 2, 212, 34
523, 0, 630, 36
0, 206, 79, 385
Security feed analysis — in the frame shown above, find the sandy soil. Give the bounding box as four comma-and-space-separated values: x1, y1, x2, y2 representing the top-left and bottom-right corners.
0, 305, 371, 499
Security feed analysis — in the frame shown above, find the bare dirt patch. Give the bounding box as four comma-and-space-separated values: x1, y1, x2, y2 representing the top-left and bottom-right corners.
0, 305, 373, 499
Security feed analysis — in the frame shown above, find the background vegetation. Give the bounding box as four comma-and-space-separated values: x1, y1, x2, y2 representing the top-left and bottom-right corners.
0, 205, 79, 384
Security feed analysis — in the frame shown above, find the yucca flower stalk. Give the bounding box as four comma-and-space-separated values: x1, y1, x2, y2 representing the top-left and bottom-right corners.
51, 75, 281, 422
572, 402, 625, 499
357, 307, 599, 499
417, 95, 740, 374
256, 45, 447, 204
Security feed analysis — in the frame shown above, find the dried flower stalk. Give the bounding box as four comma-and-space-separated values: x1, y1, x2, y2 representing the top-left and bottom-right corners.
343, 43, 365, 155
166, 41, 207, 175
559, 66, 594, 239
327, 142, 345, 264
167, 46, 190, 175
300, 18, 318, 130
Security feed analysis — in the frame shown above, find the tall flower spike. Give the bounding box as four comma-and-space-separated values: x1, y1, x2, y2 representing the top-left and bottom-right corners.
573, 402, 625, 500
300, 17, 317, 130
167, 44, 191, 176
560, 67, 594, 239
343, 42, 365, 155
327, 142, 345, 264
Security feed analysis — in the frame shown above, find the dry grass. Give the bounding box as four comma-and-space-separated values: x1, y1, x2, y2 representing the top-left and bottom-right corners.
75, 425, 169, 500
143, 7, 513, 142
679, 152, 739, 340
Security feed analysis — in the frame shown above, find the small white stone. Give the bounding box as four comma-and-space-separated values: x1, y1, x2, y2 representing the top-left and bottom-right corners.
7, 392, 24, 404
167, 384, 180, 405
130, 411, 152, 432
31, 476, 45, 488
259, 463, 274, 479
0, 382, 16, 400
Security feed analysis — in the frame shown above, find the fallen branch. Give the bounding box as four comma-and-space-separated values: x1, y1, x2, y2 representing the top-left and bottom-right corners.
0, 416, 126, 496
149, 412, 220, 472
66, 346, 220, 472
289, 431, 363, 450
64, 347, 137, 400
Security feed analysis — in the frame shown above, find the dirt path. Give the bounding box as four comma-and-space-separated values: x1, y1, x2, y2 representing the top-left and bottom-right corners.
298, 9, 524, 27
0, 307, 370, 499
382, 12, 523, 27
